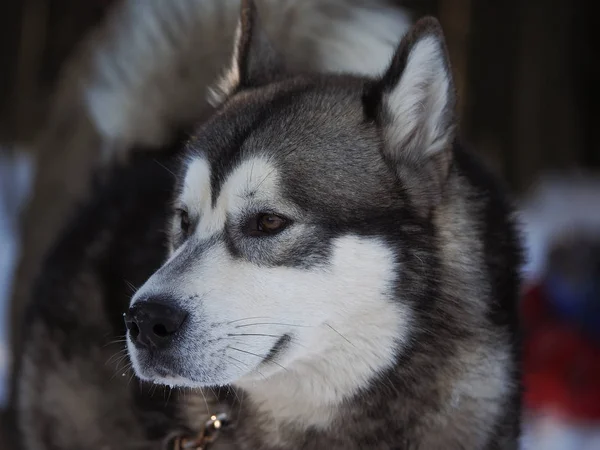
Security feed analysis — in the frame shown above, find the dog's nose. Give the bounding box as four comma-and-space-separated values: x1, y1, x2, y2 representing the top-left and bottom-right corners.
125, 300, 187, 349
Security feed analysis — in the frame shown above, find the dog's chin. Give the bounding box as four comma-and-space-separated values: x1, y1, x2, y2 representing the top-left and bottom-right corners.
126, 333, 292, 388
126, 342, 197, 387
129, 354, 202, 388
127, 345, 240, 388
130, 357, 222, 388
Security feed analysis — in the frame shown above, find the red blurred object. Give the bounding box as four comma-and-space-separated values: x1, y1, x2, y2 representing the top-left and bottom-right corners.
522, 284, 600, 421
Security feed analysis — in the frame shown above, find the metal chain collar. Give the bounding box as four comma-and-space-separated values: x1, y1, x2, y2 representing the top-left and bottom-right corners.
171, 413, 230, 450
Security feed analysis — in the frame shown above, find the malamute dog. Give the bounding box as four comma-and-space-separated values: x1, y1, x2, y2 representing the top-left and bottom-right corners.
123, 2, 523, 448
18, 1, 522, 449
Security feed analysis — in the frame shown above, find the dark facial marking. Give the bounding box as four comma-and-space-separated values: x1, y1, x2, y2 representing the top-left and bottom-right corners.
184, 81, 313, 208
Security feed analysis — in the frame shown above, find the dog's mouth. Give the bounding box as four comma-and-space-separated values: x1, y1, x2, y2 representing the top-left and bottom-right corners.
259, 333, 291, 367
130, 332, 293, 386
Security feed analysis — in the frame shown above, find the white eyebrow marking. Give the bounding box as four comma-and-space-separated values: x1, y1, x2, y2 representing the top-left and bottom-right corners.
180, 156, 280, 239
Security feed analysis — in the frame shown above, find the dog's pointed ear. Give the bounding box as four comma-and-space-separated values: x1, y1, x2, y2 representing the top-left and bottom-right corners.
365, 17, 456, 181
209, 0, 284, 106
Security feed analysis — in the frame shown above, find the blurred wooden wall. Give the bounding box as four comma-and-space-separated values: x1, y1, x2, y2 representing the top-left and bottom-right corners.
454, 0, 596, 191
409, 0, 598, 192
0, 0, 115, 145
2, 0, 596, 190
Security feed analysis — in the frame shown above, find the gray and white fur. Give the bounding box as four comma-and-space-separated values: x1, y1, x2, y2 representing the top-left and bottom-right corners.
18, 0, 522, 449
125, 2, 523, 449
17, 1, 414, 449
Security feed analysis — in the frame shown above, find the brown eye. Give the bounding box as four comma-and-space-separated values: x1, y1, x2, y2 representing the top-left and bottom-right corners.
177, 209, 190, 235
249, 213, 289, 236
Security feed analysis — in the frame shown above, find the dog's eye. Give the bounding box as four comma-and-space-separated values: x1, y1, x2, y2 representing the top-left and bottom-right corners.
248, 213, 289, 236
177, 209, 191, 235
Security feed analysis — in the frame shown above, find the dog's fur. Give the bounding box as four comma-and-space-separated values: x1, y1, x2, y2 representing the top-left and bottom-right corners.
10, 0, 409, 413
127, 2, 521, 448
18, 1, 522, 449
18, 150, 184, 450
17, 1, 412, 449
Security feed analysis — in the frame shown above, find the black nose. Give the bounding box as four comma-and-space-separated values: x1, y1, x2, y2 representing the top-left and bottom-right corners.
125, 300, 187, 349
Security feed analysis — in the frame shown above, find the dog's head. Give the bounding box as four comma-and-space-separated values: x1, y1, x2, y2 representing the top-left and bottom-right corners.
126, 0, 456, 389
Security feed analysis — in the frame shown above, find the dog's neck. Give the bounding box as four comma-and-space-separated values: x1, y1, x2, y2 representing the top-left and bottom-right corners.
233, 305, 409, 434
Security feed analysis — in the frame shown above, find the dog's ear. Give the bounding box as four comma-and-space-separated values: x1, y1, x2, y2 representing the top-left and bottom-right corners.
209, 0, 284, 106
364, 17, 456, 202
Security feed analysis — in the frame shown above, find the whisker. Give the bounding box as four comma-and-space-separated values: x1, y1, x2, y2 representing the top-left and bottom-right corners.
224, 337, 248, 347
226, 316, 274, 325
234, 322, 310, 329
225, 355, 267, 381
105, 349, 128, 365
108, 356, 130, 373
116, 353, 132, 367
199, 388, 210, 416
228, 346, 265, 358
227, 385, 242, 409
225, 354, 249, 369
124, 279, 138, 294
226, 335, 308, 350
111, 360, 133, 380
153, 159, 176, 177
127, 371, 136, 387
103, 334, 128, 348
228, 347, 288, 372
227, 333, 281, 338
254, 165, 279, 191
109, 354, 129, 370
225, 356, 251, 377
238, 388, 246, 416
165, 385, 173, 407
209, 386, 218, 404
325, 323, 355, 347
103, 339, 127, 348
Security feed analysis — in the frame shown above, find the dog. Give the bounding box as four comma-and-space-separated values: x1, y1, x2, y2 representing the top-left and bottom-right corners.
122, 2, 524, 449
17, 1, 415, 449
9, 1, 409, 409
9, 0, 409, 413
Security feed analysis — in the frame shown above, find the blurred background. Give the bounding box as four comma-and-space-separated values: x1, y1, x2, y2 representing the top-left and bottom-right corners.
0, 0, 598, 448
